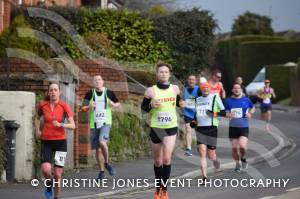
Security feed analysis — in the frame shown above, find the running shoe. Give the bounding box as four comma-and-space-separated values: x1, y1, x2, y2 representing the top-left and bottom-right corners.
241, 157, 248, 169
199, 177, 208, 186
184, 148, 193, 156
44, 183, 53, 199
96, 171, 105, 180
105, 164, 116, 176
234, 163, 241, 173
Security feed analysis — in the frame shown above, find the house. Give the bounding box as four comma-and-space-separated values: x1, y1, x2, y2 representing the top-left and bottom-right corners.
0, 0, 124, 34
81, 0, 124, 9
0, 0, 14, 34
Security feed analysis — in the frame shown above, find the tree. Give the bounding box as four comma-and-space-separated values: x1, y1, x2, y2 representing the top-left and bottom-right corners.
231, 11, 274, 36
150, 8, 217, 78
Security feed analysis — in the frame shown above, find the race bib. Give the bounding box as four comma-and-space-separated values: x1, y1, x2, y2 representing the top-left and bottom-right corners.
231, 108, 243, 118
157, 112, 172, 126
263, 98, 271, 104
185, 99, 196, 109
95, 110, 106, 128
54, 151, 67, 167
196, 105, 208, 117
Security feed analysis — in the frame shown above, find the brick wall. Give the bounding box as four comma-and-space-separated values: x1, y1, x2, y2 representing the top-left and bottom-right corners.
0, 0, 13, 34
0, 58, 129, 168
21, 0, 81, 7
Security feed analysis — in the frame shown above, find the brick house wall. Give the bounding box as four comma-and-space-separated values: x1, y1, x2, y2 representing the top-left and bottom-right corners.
0, 0, 14, 34
0, 58, 129, 168
21, 0, 81, 7
0, 0, 81, 34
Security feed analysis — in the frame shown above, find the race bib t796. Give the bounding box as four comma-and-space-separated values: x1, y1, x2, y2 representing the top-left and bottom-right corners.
157, 112, 172, 126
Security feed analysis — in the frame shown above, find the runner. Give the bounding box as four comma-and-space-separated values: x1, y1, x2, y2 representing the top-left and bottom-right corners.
141, 62, 184, 199
182, 75, 200, 156
36, 82, 75, 199
191, 82, 224, 183
257, 79, 276, 132
235, 76, 247, 97
225, 83, 255, 172
208, 69, 226, 99
81, 75, 120, 180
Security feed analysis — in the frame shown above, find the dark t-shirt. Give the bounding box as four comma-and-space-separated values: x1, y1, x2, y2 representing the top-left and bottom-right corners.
186, 87, 202, 96
83, 89, 119, 106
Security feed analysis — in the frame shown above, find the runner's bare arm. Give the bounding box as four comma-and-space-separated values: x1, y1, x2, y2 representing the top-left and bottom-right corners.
145, 87, 154, 99
221, 83, 226, 99
63, 116, 75, 130
256, 89, 263, 99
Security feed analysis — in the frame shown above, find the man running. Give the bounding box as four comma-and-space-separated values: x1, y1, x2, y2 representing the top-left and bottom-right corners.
191, 82, 224, 182
182, 75, 200, 156
257, 79, 276, 132
208, 69, 226, 99
225, 83, 255, 172
36, 82, 75, 199
81, 75, 120, 180
141, 62, 184, 199
235, 76, 247, 97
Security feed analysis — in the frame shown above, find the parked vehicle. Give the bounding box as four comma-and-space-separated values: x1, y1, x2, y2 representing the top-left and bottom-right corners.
246, 67, 266, 103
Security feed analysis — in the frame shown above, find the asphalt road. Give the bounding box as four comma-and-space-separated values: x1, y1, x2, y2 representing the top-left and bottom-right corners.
0, 110, 299, 199
104, 110, 300, 199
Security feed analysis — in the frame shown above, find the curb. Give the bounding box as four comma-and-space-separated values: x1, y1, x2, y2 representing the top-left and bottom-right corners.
257, 104, 300, 114
62, 130, 293, 199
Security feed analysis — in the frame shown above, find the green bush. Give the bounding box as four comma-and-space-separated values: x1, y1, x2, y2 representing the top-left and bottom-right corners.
150, 8, 217, 78
83, 32, 112, 58
266, 65, 291, 103
239, 40, 300, 85
216, 35, 297, 91
78, 8, 171, 63
0, 117, 6, 180
109, 112, 150, 161
232, 11, 274, 36
0, 15, 45, 58
13, 6, 171, 63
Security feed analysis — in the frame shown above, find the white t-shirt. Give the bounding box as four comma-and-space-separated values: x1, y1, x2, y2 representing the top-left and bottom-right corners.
195, 94, 224, 126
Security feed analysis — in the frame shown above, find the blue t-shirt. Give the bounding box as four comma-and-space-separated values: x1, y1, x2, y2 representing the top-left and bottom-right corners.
183, 86, 199, 119
225, 97, 253, 128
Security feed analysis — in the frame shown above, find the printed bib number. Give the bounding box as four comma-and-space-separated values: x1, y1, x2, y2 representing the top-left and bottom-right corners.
157, 112, 172, 126
231, 108, 243, 118
54, 151, 67, 167
196, 105, 208, 117
95, 110, 106, 128
263, 98, 271, 104
185, 99, 196, 109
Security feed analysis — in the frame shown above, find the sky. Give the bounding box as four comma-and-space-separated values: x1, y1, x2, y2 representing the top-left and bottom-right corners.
167, 0, 300, 33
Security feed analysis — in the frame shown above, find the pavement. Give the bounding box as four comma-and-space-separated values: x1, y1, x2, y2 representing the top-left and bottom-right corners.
0, 116, 292, 199
271, 104, 300, 114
